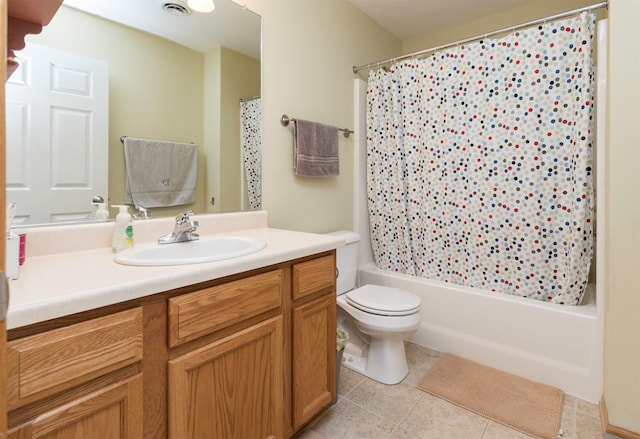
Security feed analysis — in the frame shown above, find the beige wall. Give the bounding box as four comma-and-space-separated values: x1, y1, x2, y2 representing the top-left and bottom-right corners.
606, 0, 640, 433
242, 0, 401, 233
403, 0, 604, 55
204, 46, 260, 213
29, 6, 206, 219
220, 48, 261, 212
204, 47, 222, 214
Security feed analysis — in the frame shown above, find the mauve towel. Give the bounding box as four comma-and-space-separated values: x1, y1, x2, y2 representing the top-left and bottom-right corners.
293, 119, 339, 176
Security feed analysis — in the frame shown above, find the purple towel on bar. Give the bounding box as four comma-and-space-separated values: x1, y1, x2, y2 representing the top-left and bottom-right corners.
294, 119, 339, 177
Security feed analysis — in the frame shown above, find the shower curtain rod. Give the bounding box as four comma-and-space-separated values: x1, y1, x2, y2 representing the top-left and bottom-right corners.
239, 95, 261, 103
352, 0, 608, 74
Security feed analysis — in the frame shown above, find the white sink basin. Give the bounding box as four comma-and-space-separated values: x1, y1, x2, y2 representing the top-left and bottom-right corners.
113, 236, 267, 266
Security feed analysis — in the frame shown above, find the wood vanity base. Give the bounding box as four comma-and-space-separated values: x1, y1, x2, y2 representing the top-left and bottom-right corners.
8, 251, 337, 439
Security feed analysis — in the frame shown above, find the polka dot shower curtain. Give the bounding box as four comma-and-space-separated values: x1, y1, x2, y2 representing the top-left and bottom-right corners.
240, 97, 262, 210
366, 13, 595, 305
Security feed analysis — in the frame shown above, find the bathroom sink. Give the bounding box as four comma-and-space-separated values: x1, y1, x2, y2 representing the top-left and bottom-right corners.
113, 236, 267, 266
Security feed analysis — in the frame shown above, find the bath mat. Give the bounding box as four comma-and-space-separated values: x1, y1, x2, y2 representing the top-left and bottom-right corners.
417, 353, 564, 439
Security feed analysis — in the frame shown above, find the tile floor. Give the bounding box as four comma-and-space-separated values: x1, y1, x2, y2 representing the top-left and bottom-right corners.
300, 342, 605, 439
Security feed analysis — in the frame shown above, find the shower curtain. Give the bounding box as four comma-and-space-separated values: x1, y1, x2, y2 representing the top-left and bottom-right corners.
366, 13, 595, 305
240, 97, 262, 210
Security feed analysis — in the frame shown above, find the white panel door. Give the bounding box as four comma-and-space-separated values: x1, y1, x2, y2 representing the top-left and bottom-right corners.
5, 42, 108, 225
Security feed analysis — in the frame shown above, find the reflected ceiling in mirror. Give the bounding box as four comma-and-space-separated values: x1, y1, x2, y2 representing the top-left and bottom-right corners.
6, 0, 261, 227
63, 0, 260, 58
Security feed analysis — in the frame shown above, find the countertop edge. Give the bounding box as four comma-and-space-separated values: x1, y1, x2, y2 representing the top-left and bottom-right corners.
8, 227, 344, 330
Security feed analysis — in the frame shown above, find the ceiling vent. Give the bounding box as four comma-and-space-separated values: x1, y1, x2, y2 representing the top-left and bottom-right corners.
161, 1, 191, 16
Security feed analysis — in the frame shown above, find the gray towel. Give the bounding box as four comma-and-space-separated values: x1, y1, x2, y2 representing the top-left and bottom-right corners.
294, 119, 339, 177
124, 137, 198, 208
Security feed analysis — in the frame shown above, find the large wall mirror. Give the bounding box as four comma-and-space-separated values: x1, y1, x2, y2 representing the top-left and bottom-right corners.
6, 0, 261, 226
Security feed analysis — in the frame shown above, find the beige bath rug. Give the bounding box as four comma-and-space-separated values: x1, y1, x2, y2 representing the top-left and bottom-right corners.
417, 353, 564, 439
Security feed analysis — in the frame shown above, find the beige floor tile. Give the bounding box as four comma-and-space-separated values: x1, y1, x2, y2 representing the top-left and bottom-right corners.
402, 342, 440, 387
297, 429, 325, 439
322, 343, 603, 439
575, 410, 604, 439
346, 377, 424, 424
405, 341, 440, 359
400, 393, 487, 439
559, 403, 577, 439
310, 398, 397, 439
563, 394, 578, 411
481, 421, 533, 439
576, 399, 601, 419
338, 365, 365, 397
388, 427, 422, 439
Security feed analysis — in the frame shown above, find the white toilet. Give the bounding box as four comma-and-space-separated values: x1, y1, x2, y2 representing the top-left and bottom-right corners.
328, 231, 422, 385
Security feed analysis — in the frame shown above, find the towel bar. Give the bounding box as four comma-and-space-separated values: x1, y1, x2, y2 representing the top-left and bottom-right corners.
280, 114, 353, 138
120, 136, 195, 145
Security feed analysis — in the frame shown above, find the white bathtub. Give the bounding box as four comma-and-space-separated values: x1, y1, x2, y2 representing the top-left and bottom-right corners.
357, 262, 602, 402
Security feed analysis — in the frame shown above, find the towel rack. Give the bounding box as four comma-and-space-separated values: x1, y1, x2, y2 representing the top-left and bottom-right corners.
280, 114, 354, 138
120, 136, 195, 144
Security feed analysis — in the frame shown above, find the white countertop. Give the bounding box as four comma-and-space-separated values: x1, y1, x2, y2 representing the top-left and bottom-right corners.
8, 211, 344, 330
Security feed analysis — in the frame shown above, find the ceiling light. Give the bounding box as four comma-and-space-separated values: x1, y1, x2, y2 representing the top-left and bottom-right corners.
187, 0, 215, 13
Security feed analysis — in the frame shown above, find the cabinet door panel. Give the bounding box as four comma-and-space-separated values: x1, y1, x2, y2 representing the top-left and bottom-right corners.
9, 374, 143, 439
292, 294, 336, 430
8, 308, 143, 410
292, 255, 335, 301
168, 316, 283, 439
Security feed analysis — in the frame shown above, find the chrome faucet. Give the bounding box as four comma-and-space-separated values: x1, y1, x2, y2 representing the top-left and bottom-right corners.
133, 205, 151, 220
158, 210, 199, 244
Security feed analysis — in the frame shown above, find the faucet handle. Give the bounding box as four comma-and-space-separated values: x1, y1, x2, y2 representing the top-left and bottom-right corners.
134, 205, 151, 219
176, 210, 194, 225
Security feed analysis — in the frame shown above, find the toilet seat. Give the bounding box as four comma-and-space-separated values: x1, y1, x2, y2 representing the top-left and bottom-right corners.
344, 284, 421, 316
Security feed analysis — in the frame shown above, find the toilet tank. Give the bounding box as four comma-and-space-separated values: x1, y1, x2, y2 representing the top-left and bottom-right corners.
325, 231, 360, 295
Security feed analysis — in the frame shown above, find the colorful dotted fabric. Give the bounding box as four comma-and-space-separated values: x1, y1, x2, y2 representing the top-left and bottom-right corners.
240, 97, 262, 210
366, 13, 595, 305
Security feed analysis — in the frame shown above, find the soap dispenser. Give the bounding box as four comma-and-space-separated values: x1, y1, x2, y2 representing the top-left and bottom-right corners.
94, 203, 109, 221
112, 205, 134, 253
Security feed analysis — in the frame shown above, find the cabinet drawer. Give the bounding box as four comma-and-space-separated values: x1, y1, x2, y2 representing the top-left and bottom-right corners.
168, 269, 283, 347
8, 307, 143, 411
9, 374, 143, 439
292, 254, 335, 301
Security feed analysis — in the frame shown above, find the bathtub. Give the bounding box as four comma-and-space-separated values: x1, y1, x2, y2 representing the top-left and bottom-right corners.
357, 262, 602, 402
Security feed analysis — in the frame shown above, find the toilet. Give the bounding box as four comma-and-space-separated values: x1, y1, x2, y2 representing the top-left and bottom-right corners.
328, 231, 422, 385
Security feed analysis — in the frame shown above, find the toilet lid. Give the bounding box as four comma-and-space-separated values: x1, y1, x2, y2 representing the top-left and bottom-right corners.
344, 284, 421, 316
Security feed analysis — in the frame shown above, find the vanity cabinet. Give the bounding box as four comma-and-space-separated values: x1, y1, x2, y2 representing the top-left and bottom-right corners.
290, 255, 337, 432
167, 269, 284, 439
7, 251, 336, 439
7, 308, 144, 438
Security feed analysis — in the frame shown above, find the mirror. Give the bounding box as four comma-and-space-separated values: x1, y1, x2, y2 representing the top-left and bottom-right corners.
6, 0, 261, 226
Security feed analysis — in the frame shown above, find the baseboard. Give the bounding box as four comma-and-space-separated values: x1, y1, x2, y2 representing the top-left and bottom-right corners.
601, 396, 640, 439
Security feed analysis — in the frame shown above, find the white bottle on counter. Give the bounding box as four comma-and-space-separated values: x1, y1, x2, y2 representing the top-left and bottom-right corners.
94, 203, 110, 221
5, 231, 20, 279
112, 205, 134, 253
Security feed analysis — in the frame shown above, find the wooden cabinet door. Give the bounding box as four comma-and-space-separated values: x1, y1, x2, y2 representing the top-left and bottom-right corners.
168, 316, 283, 439
291, 294, 336, 430
8, 374, 143, 439
7, 308, 143, 411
